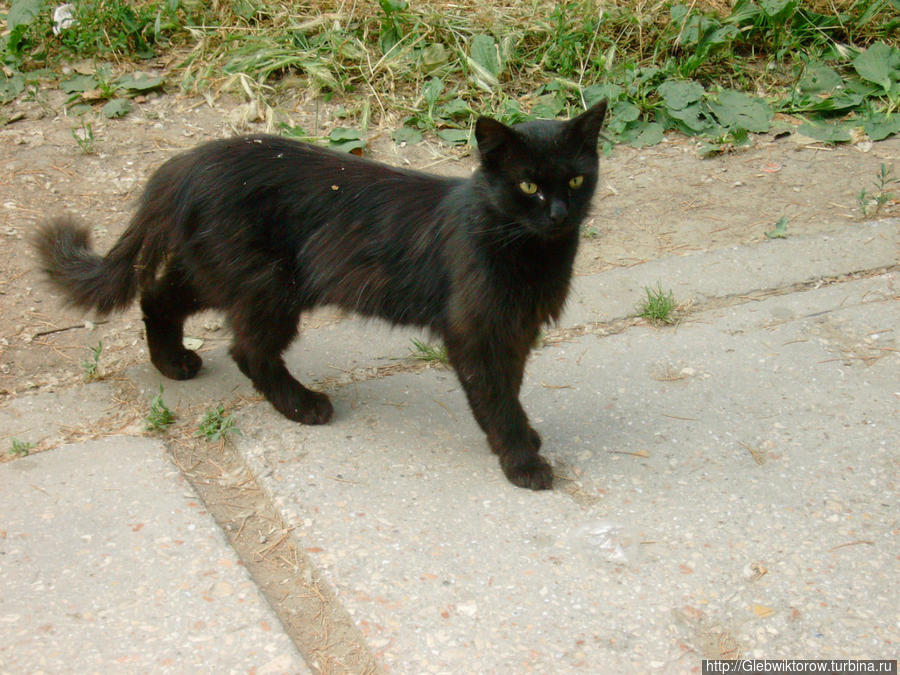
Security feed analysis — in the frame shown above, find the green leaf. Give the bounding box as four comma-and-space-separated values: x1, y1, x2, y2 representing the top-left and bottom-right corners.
625, 121, 665, 148
498, 98, 529, 125
421, 43, 448, 73
530, 93, 564, 119
797, 121, 852, 143
103, 98, 132, 118
666, 102, 714, 134
765, 216, 789, 239
0, 71, 25, 104
379, 26, 401, 55
582, 83, 622, 107
422, 76, 443, 109
328, 127, 365, 153
607, 100, 640, 134
392, 126, 423, 145
60, 74, 99, 94
277, 123, 310, 139
698, 141, 726, 158
68, 103, 93, 116
658, 79, 705, 110
115, 73, 165, 92
436, 98, 470, 120
759, 0, 794, 17
853, 42, 900, 92
467, 34, 503, 91
863, 113, 900, 142
8, 0, 44, 32
707, 90, 772, 133
470, 34, 501, 78
797, 63, 842, 95
379, 0, 408, 12
436, 128, 470, 145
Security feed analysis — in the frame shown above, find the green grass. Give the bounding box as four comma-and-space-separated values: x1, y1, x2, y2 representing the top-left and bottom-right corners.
71, 120, 95, 154
637, 282, 677, 325
80, 341, 103, 381
195, 404, 240, 442
765, 215, 790, 239
857, 163, 898, 217
1, 2, 898, 149
9, 438, 33, 457
409, 337, 449, 365
145, 385, 175, 432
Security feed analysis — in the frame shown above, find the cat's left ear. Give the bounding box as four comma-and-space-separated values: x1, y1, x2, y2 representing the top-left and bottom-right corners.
565, 99, 607, 152
475, 117, 518, 166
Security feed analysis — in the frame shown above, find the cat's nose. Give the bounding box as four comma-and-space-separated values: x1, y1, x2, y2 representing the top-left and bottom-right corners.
549, 199, 568, 225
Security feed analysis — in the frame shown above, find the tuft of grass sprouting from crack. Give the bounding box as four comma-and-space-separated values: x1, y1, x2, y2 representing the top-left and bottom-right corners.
81, 341, 103, 380
409, 337, 449, 365
9, 438, 34, 457
145, 385, 175, 432
637, 282, 677, 325
195, 404, 241, 442
857, 163, 898, 219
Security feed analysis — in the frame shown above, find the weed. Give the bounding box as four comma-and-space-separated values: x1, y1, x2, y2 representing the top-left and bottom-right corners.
81, 341, 103, 380
145, 385, 175, 432
58, 0, 163, 60
582, 220, 601, 239
409, 338, 449, 365
637, 283, 677, 325
72, 121, 95, 154
9, 438, 33, 457
858, 163, 898, 217
195, 405, 240, 442
765, 216, 789, 239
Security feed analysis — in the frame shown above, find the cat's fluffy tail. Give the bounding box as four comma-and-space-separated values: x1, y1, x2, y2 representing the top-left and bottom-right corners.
33, 214, 158, 316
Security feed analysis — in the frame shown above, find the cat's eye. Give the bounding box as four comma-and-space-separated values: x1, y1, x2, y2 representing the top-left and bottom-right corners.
568, 175, 584, 189
518, 181, 539, 195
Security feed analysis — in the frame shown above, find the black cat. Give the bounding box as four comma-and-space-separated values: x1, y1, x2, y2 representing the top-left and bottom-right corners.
34, 101, 607, 490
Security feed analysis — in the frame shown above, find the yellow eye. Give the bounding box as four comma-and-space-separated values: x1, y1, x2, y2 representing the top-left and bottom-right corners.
518, 181, 538, 195
569, 175, 584, 189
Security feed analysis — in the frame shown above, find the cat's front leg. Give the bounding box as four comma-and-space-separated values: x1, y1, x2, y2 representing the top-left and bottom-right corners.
445, 336, 553, 490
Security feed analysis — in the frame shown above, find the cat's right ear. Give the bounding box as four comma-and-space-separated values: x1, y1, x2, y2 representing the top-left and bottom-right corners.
565, 99, 608, 152
475, 117, 518, 166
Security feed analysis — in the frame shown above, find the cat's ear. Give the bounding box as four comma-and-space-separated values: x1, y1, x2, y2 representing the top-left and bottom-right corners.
475, 117, 518, 165
566, 99, 607, 152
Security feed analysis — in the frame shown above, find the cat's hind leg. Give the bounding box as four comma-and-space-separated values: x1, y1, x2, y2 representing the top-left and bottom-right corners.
228, 307, 333, 425
140, 260, 205, 380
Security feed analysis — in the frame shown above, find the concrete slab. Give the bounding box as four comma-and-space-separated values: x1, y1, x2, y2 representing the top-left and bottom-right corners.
227, 272, 898, 672
0, 436, 309, 674
563, 218, 898, 326
0, 382, 118, 448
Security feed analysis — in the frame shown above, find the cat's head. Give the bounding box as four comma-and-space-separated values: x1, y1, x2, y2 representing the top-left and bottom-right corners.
474, 100, 607, 240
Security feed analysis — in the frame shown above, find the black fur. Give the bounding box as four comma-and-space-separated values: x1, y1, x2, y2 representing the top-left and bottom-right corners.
34, 101, 607, 490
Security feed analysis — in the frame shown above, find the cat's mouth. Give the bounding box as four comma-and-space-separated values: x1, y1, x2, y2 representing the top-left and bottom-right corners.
528, 218, 579, 241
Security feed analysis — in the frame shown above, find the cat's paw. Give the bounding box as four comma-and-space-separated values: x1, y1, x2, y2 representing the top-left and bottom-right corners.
501, 454, 554, 491
280, 390, 334, 425
154, 349, 202, 380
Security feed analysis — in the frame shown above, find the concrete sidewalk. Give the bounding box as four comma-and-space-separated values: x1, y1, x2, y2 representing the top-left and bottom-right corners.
1, 220, 897, 673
